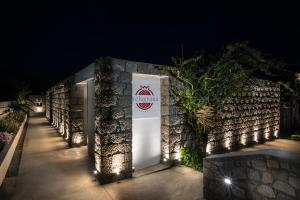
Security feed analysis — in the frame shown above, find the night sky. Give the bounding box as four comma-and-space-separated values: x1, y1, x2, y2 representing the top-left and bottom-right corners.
1, 1, 299, 100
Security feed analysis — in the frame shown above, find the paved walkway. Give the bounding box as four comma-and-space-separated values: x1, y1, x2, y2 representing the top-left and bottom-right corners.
8, 114, 203, 200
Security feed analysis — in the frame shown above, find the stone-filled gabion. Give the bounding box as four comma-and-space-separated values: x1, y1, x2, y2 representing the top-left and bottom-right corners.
93, 57, 192, 183
203, 150, 300, 200
45, 91, 51, 120
207, 82, 280, 154
46, 76, 85, 147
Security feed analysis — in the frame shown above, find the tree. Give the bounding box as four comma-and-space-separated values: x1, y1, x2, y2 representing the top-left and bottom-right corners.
8, 84, 33, 113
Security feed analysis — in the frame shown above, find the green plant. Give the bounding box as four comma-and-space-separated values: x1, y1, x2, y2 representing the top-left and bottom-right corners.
0, 119, 19, 134
9, 84, 33, 113
164, 42, 289, 167
180, 147, 203, 171
0, 111, 25, 134
6, 111, 26, 123
290, 135, 300, 141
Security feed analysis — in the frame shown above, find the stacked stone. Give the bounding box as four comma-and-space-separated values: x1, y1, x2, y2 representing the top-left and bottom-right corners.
208, 81, 280, 153
52, 83, 65, 137
204, 150, 300, 200
94, 58, 133, 182
94, 57, 191, 183
46, 76, 85, 147
69, 81, 84, 146
161, 77, 170, 160
51, 84, 61, 130
45, 91, 51, 120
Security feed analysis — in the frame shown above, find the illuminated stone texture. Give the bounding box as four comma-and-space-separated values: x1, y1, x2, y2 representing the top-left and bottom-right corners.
45, 56, 280, 184
207, 82, 280, 154
45, 57, 191, 183
203, 150, 300, 200
45, 76, 85, 147
94, 57, 192, 183
45, 91, 51, 120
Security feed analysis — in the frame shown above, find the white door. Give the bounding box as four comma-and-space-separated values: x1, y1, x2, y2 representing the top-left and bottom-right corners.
132, 74, 161, 170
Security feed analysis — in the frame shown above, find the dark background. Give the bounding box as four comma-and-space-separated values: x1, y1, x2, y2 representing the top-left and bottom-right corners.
0, 1, 299, 100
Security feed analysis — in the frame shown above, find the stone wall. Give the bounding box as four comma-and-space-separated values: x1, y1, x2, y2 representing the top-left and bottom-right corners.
69, 83, 85, 146
45, 91, 51, 121
203, 150, 300, 200
94, 57, 191, 183
46, 76, 85, 147
51, 82, 68, 139
207, 82, 280, 154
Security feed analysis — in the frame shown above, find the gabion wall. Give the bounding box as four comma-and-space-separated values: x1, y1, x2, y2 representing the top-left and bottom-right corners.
45, 76, 85, 147
207, 82, 280, 154
94, 57, 192, 183
45, 91, 51, 120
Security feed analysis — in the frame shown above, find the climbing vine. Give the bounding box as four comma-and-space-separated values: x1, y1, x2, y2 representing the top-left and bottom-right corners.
164, 42, 286, 165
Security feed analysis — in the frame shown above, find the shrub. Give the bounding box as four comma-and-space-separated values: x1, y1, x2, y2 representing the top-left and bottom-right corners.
0, 132, 13, 144
291, 135, 300, 141
6, 111, 25, 123
0, 111, 25, 134
180, 147, 203, 171
0, 111, 25, 153
0, 119, 19, 134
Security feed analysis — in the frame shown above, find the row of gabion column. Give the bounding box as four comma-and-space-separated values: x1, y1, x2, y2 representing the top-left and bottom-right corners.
46, 77, 85, 147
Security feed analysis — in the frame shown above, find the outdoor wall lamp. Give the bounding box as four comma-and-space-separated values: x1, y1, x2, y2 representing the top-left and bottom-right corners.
224, 177, 232, 185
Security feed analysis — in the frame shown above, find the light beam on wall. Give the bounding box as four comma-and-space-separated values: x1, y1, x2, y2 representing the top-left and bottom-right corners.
254, 131, 259, 142
36, 106, 43, 112
206, 143, 212, 154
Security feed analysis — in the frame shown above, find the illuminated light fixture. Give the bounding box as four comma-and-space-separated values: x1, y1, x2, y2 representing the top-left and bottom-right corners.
224, 177, 232, 185
93, 170, 98, 175
115, 168, 121, 175
132, 166, 135, 172
163, 158, 167, 162
178, 157, 181, 162
36, 106, 43, 112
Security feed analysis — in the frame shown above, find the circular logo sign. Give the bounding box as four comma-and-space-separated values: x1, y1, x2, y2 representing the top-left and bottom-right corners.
135, 86, 154, 110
